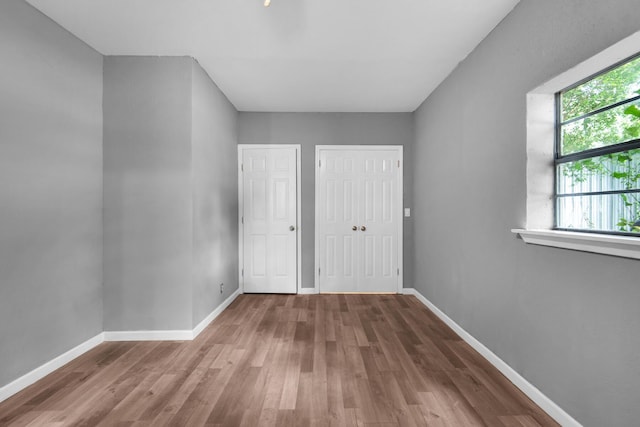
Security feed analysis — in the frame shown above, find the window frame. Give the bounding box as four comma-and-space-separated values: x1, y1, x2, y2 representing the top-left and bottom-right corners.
512, 30, 640, 260
553, 53, 640, 237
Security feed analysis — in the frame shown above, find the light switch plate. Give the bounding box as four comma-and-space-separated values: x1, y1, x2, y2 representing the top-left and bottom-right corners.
404, 208, 411, 217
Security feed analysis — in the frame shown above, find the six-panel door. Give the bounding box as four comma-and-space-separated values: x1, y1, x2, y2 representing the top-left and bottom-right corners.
317, 147, 401, 293
242, 147, 297, 293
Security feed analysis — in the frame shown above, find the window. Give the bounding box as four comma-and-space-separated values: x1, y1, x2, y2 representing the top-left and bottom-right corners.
555, 54, 640, 235
514, 31, 640, 259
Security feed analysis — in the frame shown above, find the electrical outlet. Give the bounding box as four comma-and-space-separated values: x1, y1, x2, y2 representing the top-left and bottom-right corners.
220, 283, 224, 294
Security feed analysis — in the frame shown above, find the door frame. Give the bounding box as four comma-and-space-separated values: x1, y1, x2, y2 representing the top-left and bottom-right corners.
238, 144, 302, 294
314, 145, 404, 293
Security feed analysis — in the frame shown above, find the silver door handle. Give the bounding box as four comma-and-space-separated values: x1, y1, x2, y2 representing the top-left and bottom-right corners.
352, 226, 358, 231
361, 225, 366, 231
290, 225, 295, 231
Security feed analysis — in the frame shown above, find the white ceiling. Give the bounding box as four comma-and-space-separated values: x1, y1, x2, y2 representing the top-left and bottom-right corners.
26, 0, 519, 112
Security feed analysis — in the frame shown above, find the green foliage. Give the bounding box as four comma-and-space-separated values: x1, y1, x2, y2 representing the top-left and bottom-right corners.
624, 104, 640, 118
561, 104, 639, 155
559, 56, 640, 233
617, 218, 640, 232
562, 56, 640, 121
561, 148, 640, 232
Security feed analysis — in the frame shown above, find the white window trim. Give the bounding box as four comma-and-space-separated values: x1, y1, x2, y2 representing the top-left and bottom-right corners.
511, 228, 640, 260
517, 30, 640, 259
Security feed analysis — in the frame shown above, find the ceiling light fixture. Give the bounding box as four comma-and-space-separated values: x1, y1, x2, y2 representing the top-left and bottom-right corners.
264, 0, 271, 7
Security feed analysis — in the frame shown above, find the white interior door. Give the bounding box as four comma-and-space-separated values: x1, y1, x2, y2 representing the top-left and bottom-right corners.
316, 146, 402, 293
317, 151, 359, 292
240, 146, 298, 293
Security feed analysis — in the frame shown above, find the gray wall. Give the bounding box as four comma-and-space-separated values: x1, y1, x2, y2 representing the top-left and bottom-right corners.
413, 1, 640, 425
103, 57, 193, 331
0, 1, 238, 391
0, 0, 103, 386
238, 113, 414, 289
191, 62, 239, 327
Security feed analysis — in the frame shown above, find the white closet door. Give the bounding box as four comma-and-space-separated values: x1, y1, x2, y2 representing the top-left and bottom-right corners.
318, 150, 360, 292
242, 147, 297, 293
358, 149, 400, 292
317, 146, 402, 293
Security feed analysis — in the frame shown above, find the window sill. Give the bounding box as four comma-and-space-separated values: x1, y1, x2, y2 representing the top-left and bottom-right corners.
511, 229, 640, 260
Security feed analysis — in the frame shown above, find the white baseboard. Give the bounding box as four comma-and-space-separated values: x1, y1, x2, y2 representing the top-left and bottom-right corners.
0, 290, 242, 404
104, 288, 241, 342
0, 333, 104, 404
402, 288, 581, 427
103, 330, 194, 341
192, 289, 241, 338
298, 287, 319, 294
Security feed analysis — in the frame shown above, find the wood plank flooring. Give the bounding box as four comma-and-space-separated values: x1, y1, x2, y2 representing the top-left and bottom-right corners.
0, 294, 559, 426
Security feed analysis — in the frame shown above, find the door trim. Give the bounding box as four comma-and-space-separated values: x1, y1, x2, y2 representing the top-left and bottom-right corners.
238, 144, 302, 294
314, 145, 403, 293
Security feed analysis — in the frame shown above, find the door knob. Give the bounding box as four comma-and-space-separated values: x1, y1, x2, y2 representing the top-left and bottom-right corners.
352, 226, 358, 231
290, 225, 295, 231
361, 225, 366, 231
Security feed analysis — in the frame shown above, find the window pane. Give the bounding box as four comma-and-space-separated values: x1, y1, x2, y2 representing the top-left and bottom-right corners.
557, 149, 640, 194
561, 55, 640, 122
561, 101, 640, 155
557, 193, 640, 233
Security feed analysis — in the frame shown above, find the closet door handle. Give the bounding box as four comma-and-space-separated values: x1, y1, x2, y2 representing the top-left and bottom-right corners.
352, 226, 358, 231
361, 225, 366, 231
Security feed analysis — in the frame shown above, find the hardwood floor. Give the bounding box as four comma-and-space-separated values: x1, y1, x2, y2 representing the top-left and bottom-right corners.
0, 294, 559, 426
